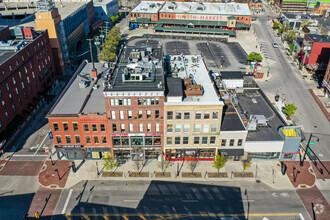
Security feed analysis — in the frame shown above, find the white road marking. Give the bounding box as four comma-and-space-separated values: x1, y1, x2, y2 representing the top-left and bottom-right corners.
181, 200, 198, 203
299, 213, 305, 220
34, 130, 51, 156
30, 144, 39, 150
124, 200, 139, 202
62, 189, 73, 214
272, 193, 277, 197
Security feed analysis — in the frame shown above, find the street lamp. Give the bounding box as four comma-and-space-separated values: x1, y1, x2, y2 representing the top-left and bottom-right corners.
301, 133, 319, 166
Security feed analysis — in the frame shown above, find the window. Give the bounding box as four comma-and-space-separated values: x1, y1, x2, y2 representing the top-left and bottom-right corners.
212, 111, 219, 119
5, 112, 9, 120
56, 136, 61, 144
175, 112, 182, 119
84, 124, 89, 132
12, 77, 16, 85
221, 139, 226, 146
147, 110, 151, 119
204, 112, 210, 119
112, 124, 117, 133
94, 136, 99, 144
72, 123, 77, 131
203, 124, 209, 133
129, 123, 133, 132
12, 104, 16, 113
128, 110, 133, 119
211, 124, 217, 132
120, 124, 125, 133
175, 124, 181, 132
86, 136, 91, 144
230, 139, 235, 146
147, 123, 151, 132
120, 111, 124, 119
53, 123, 59, 131
194, 124, 201, 132
63, 123, 69, 132
184, 112, 190, 120
167, 124, 173, 132
210, 136, 216, 144
167, 137, 172, 145
102, 136, 107, 144
202, 137, 208, 144
183, 137, 189, 145
139, 124, 143, 132
75, 136, 80, 144
110, 99, 114, 106
195, 112, 202, 119
175, 137, 180, 145
238, 139, 243, 146
194, 137, 200, 144
92, 124, 97, 132
155, 123, 160, 132
66, 136, 71, 144
167, 111, 173, 120
183, 124, 190, 132
138, 110, 143, 119
100, 124, 105, 132
155, 110, 160, 119
111, 111, 116, 119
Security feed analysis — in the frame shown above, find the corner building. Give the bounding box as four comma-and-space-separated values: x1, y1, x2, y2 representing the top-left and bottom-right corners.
103, 46, 165, 161
164, 55, 224, 161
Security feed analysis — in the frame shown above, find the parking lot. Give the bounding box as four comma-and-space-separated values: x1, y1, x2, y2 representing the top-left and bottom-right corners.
128, 35, 247, 72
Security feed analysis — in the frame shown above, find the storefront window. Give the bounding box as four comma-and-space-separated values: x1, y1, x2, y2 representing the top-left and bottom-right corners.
146, 137, 153, 145
198, 149, 215, 159
154, 137, 161, 146
113, 137, 120, 146
121, 137, 129, 145
283, 154, 293, 159
145, 150, 160, 160
166, 149, 183, 160
131, 137, 143, 146
248, 152, 279, 159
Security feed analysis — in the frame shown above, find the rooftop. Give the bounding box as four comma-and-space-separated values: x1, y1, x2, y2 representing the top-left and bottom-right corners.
131, 1, 165, 14
221, 71, 244, 79
104, 46, 165, 92
165, 55, 223, 106
49, 61, 109, 116
306, 34, 330, 43
221, 103, 246, 131
235, 89, 284, 141
314, 17, 330, 31
93, 0, 116, 6
160, 2, 251, 16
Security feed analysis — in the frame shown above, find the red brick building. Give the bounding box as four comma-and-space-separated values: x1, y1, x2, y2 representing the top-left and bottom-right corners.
300, 34, 330, 66
0, 27, 56, 142
322, 59, 330, 98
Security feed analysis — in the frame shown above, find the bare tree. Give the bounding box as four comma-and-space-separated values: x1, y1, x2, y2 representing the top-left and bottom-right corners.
187, 157, 199, 174
158, 158, 170, 174
133, 160, 143, 173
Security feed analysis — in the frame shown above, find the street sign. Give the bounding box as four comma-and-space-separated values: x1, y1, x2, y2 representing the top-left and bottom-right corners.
309, 142, 315, 145
48, 132, 53, 140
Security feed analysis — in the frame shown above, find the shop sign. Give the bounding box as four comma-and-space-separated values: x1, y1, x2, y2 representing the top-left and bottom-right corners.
145, 133, 162, 136
175, 14, 225, 21
112, 133, 161, 137
56, 145, 82, 148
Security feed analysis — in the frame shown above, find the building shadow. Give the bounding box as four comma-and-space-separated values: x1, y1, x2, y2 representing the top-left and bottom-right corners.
50, 181, 245, 220
0, 193, 35, 220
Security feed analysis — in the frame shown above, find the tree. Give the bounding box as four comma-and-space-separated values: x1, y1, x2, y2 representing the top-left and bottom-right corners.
273, 22, 280, 29
187, 157, 199, 174
102, 152, 118, 172
284, 31, 296, 43
242, 154, 252, 172
110, 16, 116, 23
213, 154, 226, 174
98, 27, 121, 62
247, 52, 263, 62
158, 158, 169, 174
119, 12, 123, 18
134, 160, 143, 173
284, 103, 297, 116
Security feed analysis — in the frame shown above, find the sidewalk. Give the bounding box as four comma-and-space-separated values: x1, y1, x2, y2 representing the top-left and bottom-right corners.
62, 159, 293, 190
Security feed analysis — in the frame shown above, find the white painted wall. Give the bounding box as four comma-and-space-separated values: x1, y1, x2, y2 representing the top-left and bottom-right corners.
245, 141, 284, 153
223, 79, 243, 89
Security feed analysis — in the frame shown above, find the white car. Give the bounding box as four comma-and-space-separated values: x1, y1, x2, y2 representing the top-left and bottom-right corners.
272, 42, 278, 48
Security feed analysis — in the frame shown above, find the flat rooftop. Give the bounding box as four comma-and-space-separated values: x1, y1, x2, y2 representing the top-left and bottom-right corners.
236, 89, 284, 141
306, 34, 330, 43
160, 2, 251, 16
221, 103, 246, 131
314, 17, 330, 31
104, 46, 165, 92
49, 61, 109, 116
131, 1, 165, 14
165, 55, 223, 106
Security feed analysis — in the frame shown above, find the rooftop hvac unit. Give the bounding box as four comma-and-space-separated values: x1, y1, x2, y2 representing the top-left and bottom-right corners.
247, 121, 257, 131
250, 115, 268, 126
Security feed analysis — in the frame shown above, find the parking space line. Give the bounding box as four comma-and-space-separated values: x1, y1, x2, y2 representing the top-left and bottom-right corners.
62, 189, 73, 214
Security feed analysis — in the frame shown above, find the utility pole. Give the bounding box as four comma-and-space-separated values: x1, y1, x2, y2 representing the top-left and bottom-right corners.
87, 38, 95, 69
301, 133, 319, 166
94, 36, 101, 57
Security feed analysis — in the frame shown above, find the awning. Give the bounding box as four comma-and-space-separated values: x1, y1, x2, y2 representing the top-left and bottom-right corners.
219, 148, 244, 156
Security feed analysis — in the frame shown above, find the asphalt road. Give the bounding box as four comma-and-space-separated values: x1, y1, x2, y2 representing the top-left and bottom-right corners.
253, 6, 330, 161
53, 180, 309, 220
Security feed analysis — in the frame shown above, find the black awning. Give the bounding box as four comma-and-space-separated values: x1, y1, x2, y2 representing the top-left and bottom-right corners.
219, 148, 244, 156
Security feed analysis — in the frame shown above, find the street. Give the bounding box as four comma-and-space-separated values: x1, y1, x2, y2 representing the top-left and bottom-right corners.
52, 180, 309, 220
253, 5, 330, 161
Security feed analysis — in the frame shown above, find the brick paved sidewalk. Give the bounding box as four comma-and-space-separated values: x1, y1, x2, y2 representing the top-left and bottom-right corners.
297, 186, 330, 220
0, 161, 44, 176
27, 187, 62, 219
39, 161, 72, 188
311, 161, 330, 180
283, 161, 315, 188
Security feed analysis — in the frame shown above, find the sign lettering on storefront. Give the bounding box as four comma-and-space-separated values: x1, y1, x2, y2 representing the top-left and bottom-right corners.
175, 14, 226, 21
112, 133, 162, 137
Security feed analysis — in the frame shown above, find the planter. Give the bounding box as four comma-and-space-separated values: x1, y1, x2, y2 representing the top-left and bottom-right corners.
102, 172, 123, 177
208, 172, 228, 178
155, 172, 171, 177
182, 172, 202, 178
129, 172, 149, 177
233, 172, 254, 177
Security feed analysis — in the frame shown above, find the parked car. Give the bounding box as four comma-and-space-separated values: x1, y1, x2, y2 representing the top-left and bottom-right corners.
272, 42, 278, 48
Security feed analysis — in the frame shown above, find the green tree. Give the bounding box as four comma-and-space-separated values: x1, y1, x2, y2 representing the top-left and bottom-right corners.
110, 16, 116, 23
213, 154, 226, 174
98, 27, 121, 62
247, 52, 263, 62
284, 103, 298, 116
102, 152, 118, 172
242, 154, 252, 172
119, 12, 123, 17
273, 22, 280, 29
284, 31, 296, 43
